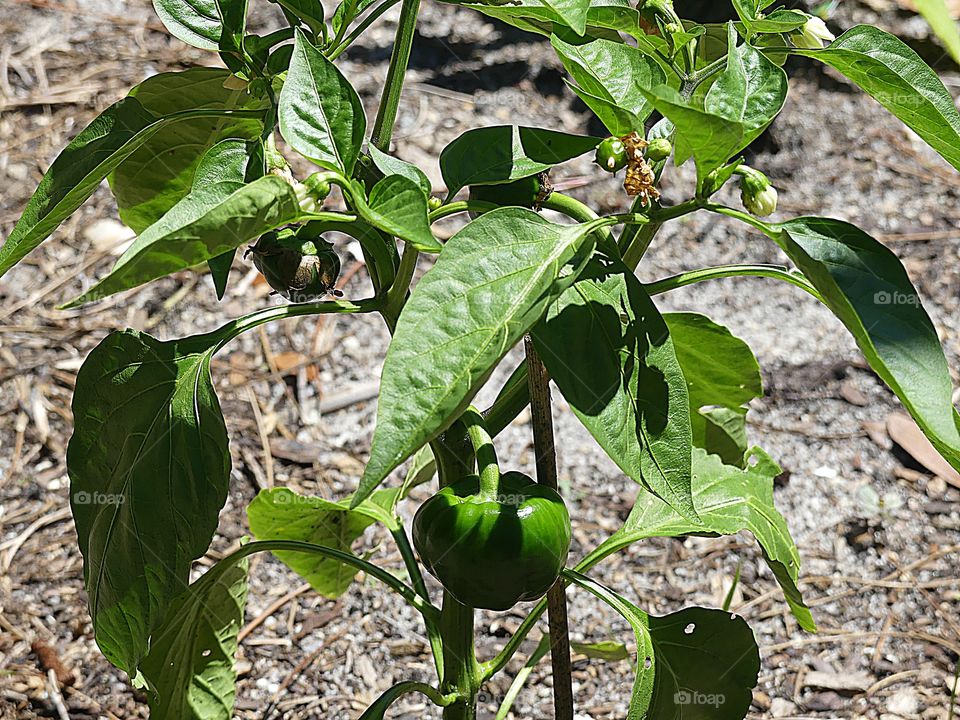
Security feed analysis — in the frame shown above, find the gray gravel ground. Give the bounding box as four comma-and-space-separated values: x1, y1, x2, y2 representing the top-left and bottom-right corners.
1, 0, 959, 718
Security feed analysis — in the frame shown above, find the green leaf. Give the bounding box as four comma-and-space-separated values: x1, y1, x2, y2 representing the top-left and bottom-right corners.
247, 487, 399, 598
646, 607, 760, 719
731, 0, 758, 30
279, 29, 366, 174
272, 0, 326, 36
449, 0, 657, 45
215, 0, 248, 56
912, 0, 960, 65
564, 570, 760, 720
439, 125, 600, 197
66, 329, 231, 675
570, 640, 630, 662
357, 208, 602, 503
750, 8, 808, 34
639, 85, 745, 183
367, 145, 432, 196
64, 174, 301, 307
585, 448, 815, 632
665, 312, 763, 467
139, 558, 248, 720
208, 249, 237, 300
332, 0, 377, 36
153, 0, 222, 49
770, 217, 960, 474
533, 265, 697, 522
537, 0, 589, 35
550, 34, 665, 135
705, 23, 787, 149
795, 25, 960, 173
0, 98, 262, 279
350, 176, 441, 252
108, 68, 266, 234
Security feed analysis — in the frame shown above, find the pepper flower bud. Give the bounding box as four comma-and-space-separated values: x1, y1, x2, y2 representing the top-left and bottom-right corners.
644, 137, 673, 162
791, 17, 835, 49
294, 173, 332, 213
739, 167, 778, 217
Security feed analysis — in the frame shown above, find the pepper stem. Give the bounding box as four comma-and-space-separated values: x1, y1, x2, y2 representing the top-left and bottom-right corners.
460, 407, 500, 501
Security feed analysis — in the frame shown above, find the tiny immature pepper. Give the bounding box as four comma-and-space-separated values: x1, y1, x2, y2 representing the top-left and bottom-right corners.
595, 137, 628, 173
247, 227, 342, 302
413, 471, 572, 611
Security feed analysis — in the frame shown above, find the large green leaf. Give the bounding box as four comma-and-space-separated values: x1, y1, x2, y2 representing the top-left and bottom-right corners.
564, 570, 760, 720
153, 0, 222, 49
639, 86, 745, 183
646, 607, 760, 719
0, 98, 262, 278
109, 69, 266, 234
64, 174, 301, 307
439, 125, 599, 197
247, 487, 398, 598
357, 208, 602, 503
584, 447, 814, 631
139, 557, 248, 720
349, 176, 441, 252
279, 29, 366, 174
665, 313, 763, 467
66, 329, 230, 675
768, 217, 960, 473
705, 23, 787, 149
795, 25, 960, 173
550, 34, 665, 135
533, 266, 697, 521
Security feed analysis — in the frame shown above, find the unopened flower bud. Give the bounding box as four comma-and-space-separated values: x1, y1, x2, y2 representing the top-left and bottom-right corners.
295, 174, 332, 213
644, 138, 672, 162
791, 17, 835, 49
739, 168, 778, 217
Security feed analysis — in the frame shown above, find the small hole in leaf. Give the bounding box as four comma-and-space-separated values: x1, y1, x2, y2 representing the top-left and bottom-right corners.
201, 649, 211, 657
643, 657, 652, 669
684, 623, 695, 635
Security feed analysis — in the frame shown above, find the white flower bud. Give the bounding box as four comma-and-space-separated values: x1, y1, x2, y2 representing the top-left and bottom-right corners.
744, 184, 778, 217
740, 167, 778, 217
792, 17, 836, 49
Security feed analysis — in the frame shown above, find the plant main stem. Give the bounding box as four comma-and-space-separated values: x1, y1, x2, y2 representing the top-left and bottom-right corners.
523, 336, 575, 720
439, 593, 480, 720
370, 0, 422, 150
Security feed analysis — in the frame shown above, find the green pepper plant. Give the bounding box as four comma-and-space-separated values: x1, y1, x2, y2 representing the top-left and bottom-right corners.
3, 0, 960, 717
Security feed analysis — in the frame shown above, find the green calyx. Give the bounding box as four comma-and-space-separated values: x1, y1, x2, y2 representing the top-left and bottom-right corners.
247, 227, 342, 302
413, 471, 571, 611
595, 137, 628, 173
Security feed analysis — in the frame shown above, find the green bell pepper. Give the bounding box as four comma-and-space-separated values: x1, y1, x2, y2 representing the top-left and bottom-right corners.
412, 410, 571, 611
